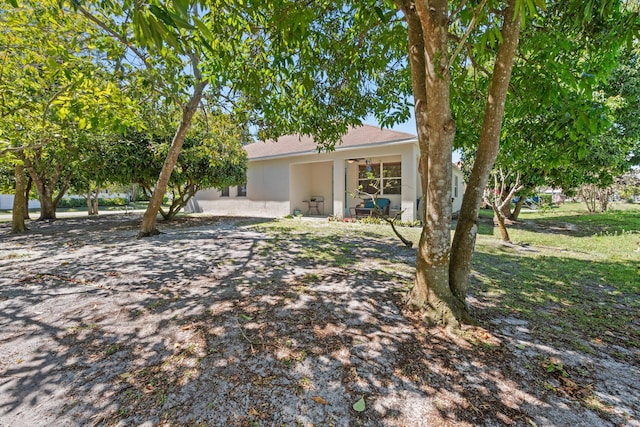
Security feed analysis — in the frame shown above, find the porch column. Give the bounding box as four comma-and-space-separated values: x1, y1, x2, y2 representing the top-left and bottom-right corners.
401, 147, 418, 221
333, 158, 346, 218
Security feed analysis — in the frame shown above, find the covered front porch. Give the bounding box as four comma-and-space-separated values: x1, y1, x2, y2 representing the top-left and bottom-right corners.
288, 149, 420, 221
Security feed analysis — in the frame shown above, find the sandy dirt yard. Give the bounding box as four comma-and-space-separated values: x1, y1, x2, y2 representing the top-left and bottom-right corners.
0, 214, 638, 427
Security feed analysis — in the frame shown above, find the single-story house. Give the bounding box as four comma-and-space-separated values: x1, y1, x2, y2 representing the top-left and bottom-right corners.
191, 125, 464, 222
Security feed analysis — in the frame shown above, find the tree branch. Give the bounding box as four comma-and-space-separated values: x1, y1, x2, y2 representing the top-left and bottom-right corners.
42, 84, 72, 127
447, 0, 489, 71
76, 5, 181, 106
76, 5, 149, 70
465, 43, 492, 76
1, 100, 33, 119
0, 142, 47, 156
448, 33, 492, 76
449, 0, 469, 22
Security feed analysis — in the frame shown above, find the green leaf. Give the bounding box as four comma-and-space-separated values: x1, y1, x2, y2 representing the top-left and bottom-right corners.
149, 5, 176, 28
374, 6, 387, 23
239, 314, 253, 321
194, 17, 213, 42
353, 397, 365, 412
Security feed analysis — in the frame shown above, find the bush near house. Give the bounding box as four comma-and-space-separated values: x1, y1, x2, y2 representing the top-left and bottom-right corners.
57, 197, 128, 209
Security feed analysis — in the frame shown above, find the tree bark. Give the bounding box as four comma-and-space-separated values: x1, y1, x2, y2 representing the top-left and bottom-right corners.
491, 204, 511, 242
138, 56, 207, 237
398, 0, 473, 327
598, 188, 610, 212
93, 191, 99, 215
37, 186, 57, 220
21, 154, 62, 221
24, 176, 32, 220
500, 195, 512, 219
86, 190, 99, 215
512, 194, 525, 219
12, 163, 27, 233
53, 172, 72, 211
449, 0, 521, 301
580, 185, 597, 212
159, 183, 199, 220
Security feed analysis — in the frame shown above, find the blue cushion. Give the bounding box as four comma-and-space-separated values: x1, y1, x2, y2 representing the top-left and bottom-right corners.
377, 198, 391, 208
363, 198, 390, 209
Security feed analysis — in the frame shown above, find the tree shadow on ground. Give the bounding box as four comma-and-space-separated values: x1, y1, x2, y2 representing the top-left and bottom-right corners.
467, 246, 639, 424
0, 215, 636, 426
509, 209, 640, 238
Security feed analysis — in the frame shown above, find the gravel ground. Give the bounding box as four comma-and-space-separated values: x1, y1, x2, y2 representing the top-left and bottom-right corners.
0, 214, 638, 426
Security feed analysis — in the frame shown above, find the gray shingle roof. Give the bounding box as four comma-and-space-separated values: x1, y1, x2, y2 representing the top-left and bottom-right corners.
245, 124, 416, 160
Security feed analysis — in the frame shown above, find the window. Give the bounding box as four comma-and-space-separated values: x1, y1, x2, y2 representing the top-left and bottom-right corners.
237, 184, 247, 197
454, 175, 459, 198
358, 162, 401, 195
358, 163, 380, 194
221, 187, 229, 197
383, 162, 401, 195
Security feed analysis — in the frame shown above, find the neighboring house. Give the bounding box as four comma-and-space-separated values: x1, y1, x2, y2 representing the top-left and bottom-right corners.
192, 125, 464, 221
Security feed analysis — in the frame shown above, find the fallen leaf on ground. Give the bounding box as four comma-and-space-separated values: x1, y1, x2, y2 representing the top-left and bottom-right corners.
353, 397, 365, 412
312, 396, 329, 405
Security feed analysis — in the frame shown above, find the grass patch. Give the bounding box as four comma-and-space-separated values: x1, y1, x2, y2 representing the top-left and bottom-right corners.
473, 202, 639, 351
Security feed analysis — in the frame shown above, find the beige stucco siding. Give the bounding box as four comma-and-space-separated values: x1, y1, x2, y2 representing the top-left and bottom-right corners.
195, 159, 291, 217
193, 138, 460, 222
452, 165, 464, 213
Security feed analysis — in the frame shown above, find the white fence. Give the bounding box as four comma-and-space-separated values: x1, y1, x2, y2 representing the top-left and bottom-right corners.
0, 194, 41, 210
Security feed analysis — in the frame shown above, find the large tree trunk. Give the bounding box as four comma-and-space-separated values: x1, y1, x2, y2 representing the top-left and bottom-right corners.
449, 0, 521, 301
21, 155, 60, 221
400, 0, 472, 327
53, 172, 72, 211
138, 78, 207, 238
511, 194, 525, 220
37, 186, 57, 220
12, 163, 27, 233
491, 204, 511, 242
500, 197, 512, 220
86, 189, 99, 215
24, 176, 32, 220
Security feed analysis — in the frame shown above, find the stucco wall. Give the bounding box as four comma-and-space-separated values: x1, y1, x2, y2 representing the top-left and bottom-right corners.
194, 159, 292, 217
194, 141, 432, 221
452, 165, 464, 213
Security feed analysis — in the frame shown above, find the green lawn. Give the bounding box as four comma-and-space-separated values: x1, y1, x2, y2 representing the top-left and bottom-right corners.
473, 202, 639, 354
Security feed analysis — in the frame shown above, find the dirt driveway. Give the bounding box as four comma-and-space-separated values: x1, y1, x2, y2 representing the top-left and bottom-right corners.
0, 215, 638, 426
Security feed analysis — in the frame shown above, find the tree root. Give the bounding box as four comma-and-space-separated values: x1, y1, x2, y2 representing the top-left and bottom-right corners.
136, 228, 162, 239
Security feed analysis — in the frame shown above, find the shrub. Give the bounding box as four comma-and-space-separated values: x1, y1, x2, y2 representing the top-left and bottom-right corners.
57, 196, 129, 208
57, 198, 86, 208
